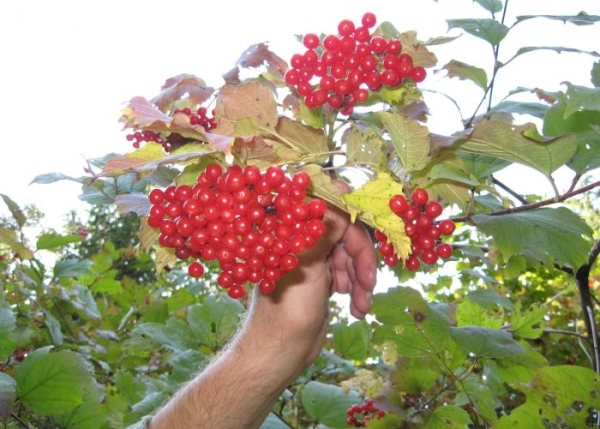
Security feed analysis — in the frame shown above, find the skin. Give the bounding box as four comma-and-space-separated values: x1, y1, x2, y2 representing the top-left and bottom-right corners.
148, 192, 378, 429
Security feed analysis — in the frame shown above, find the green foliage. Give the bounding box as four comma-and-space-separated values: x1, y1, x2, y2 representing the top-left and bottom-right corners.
3, 1, 600, 428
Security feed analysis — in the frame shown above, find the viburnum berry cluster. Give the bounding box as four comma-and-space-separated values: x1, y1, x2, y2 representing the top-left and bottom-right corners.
284, 11, 426, 115
346, 399, 386, 427
126, 129, 166, 150
146, 163, 327, 299
126, 106, 216, 152
375, 188, 456, 271
173, 106, 217, 132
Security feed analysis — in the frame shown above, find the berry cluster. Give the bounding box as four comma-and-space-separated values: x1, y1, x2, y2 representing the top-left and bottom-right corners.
173, 106, 217, 132
126, 106, 216, 152
375, 188, 455, 271
285, 12, 426, 115
126, 129, 166, 150
346, 399, 386, 427
146, 163, 327, 299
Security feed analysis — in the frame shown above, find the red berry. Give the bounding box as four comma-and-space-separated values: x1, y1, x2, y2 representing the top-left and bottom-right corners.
439, 219, 456, 235
411, 188, 429, 205
228, 285, 246, 299
410, 66, 427, 83
188, 261, 205, 278
149, 188, 165, 205
436, 243, 453, 258
303, 33, 320, 49
389, 194, 408, 215
405, 255, 420, 271
338, 19, 355, 37
425, 201, 443, 218
361, 12, 377, 28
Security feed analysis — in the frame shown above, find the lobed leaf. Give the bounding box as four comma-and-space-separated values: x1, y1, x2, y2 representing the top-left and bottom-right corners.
497, 365, 600, 428
473, 207, 594, 269
563, 83, 600, 118
377, 111, 430, 174
16, 349, 93, 415
301, 381, 360, 427
372, 287, 452, 358
450, 326, 525, 359
455, 120, 577, 175
343, 172, 411, 260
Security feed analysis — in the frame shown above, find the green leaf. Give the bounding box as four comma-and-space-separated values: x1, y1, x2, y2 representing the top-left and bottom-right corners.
510, 301, 546, 340
391, 356, 438, 394
0, 373, 16, 419
446, 19, 509, 45
343, 125, 388, 169
493, 347, 548, 384
165, 349, 209, 384
455, 376, 499, 423
441, 60, 488, 90
592, 60, 600, 87
55, 383, 108, 429
450, 326, 525, 358
261, 413, 294, 429
473, 207, 594, 268
332, 320, 371, 361
511, 46, 600, 66
460, 153, 510, 179
456, 298, 503, 329
372, 287, 451, 357
36, 233, 84, 250
126, 391, 167, 425
426, 404, 474, 428
132, 319, 196, 352
0, 228, 34, 260
455, 120, 577, 175
543, 102, 600, 174
301, 381, 360, 427
54, 259, 94, 278
0, 305, 16, 360
473, 0, 503, 13
377, 111, 430, 173
467, 289, 514, 311
491, 101, 548, 119
515, 12, 600, 26
187, 294, 245, 347
497, 365, 600, 428
42, 309, 64, 346
16, 349, 93, 415
563, 83, 600, 118
0, 193, 26, 227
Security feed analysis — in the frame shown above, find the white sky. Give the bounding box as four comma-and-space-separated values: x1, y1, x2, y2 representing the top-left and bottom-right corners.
1, 0, 599, 230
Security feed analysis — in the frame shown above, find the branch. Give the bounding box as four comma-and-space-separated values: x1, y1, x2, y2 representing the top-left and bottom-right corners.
453, 179, 600, 223
575, 238, 600, 372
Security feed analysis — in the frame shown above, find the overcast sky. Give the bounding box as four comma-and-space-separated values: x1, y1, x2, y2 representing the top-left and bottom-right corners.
1, 0, 599, 230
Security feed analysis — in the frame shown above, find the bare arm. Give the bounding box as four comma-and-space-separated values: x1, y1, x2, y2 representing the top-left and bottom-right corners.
148, 196, 377, 428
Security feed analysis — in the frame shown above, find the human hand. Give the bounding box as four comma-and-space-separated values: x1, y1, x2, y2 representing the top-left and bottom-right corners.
241, 182, 378, 371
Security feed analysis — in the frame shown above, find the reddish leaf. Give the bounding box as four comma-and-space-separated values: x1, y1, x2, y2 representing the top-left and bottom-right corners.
150, 74, 214, 111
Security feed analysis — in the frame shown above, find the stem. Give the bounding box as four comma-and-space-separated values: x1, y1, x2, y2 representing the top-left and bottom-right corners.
543, 328, 588, 340
575, 238, 600, 372
465, 1, 510, 129
492, 176, 528, 205
453, 179, 600, 223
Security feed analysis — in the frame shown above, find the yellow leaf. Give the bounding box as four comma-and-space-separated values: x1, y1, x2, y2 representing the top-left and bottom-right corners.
343, 172, 411, 260
340, 369, 385, 398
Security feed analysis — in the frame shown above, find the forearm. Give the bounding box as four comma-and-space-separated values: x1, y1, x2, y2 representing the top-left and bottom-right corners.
148, 314, 307, 429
